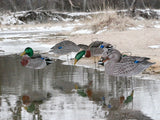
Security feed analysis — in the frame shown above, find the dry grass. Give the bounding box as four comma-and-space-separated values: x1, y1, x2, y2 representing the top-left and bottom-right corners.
83, 12, 137, 32
79, 11, 157, 32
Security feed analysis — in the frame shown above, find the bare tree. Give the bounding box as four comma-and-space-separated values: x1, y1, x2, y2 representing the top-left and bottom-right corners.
141, 0, 147, 9
125, 0, 130, 8
102, 0, 106, 10
9, 0, 17, 11
83, 0, 87, 11
129, 0, 137, 12
61, 0, 64, 11
27, 0, 33, 10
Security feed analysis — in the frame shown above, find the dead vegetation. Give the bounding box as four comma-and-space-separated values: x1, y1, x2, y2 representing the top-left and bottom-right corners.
78, 11, 159, 32
0, 9, 160, 33
88, 12, 137, 32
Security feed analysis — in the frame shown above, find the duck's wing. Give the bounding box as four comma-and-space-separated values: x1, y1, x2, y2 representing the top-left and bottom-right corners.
77, 44, 89, 50
112, 59, 154, 76
26, 58, 46, 69
120, 56, 150, 63
50, 40, 80, 55
89, 47, 104, 57
88, 41, 104, 48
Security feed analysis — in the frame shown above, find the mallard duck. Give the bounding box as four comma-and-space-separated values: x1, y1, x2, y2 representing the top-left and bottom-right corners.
74, 41, 112, 65
74, 47, 103, 65
20, 47, 52, 69
100, 48, 155, 76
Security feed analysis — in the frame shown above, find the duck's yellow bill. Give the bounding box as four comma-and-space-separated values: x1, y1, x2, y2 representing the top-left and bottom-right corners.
74, 59, 78, 65
20, 51, 26, 56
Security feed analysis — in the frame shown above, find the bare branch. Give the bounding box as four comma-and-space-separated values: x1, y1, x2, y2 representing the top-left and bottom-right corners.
68, 0, 79, 8
129, 0, 137, 12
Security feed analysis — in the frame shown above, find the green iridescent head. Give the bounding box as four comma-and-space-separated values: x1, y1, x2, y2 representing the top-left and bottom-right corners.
20, 47, 34, 57
74, 50, 86, 65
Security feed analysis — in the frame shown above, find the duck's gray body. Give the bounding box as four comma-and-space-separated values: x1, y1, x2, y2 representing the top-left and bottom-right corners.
21, 55, 52, 69
27, 58, 46, 69
50, 40, 80, 55
102, 49, 154, 76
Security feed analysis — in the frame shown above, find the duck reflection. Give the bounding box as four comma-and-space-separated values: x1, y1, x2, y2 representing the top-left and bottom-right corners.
101, 76, 153, 120
22, 91, 51, 114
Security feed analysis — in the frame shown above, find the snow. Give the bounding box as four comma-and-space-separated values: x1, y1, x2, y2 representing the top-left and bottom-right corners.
0, 38, 52, 55
96, 27, 108, 34
0, 25, 74, 34
67, 11, 106, 16
128, 25, 144, 30
0, 13, 24, 25
148, 45, 160, 49
154, 25, 160, 28
71, 29, 93, 35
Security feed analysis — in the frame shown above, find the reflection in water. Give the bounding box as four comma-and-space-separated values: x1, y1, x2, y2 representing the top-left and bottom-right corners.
0, 55, 160, 120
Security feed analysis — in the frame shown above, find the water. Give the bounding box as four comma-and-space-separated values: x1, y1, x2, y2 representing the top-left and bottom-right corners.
0, 55, 160, 120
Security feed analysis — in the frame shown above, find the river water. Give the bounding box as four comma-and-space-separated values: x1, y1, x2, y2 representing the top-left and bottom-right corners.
0, 54, 160, 120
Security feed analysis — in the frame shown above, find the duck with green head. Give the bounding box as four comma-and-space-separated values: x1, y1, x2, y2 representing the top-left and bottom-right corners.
74, 41, 113, 65
74, 50, 86, 65
20, 47, 52, 69
20, 47, 34, 57
74, 47, 103, 65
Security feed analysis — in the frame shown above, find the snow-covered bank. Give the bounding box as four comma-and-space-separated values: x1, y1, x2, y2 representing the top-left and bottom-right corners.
1, 10, 160, 34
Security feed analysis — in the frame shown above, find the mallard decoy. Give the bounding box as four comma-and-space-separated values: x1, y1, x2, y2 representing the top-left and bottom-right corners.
78, 41, 112, 51
74, 41, 112, 65
100, 48, 155, 76
49, 40, 80, 55
20, 47, 52, 69
74, 47, 103, 65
